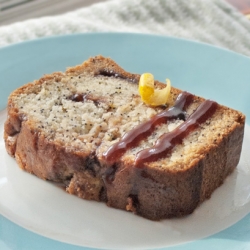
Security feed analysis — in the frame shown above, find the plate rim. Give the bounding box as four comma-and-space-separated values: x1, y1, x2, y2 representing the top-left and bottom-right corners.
1, 31, 250, 60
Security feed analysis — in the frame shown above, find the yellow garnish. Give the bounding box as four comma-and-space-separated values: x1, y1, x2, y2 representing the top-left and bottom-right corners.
139, 73, 171, 106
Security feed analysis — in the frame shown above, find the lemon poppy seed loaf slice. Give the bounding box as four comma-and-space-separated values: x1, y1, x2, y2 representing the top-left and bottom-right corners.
4, 55, 245, 220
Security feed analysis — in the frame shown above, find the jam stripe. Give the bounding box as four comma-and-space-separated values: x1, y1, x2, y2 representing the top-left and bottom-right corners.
134, 100, 218, 167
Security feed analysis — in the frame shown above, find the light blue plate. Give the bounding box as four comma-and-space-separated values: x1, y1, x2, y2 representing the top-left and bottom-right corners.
0, 33, 250, 250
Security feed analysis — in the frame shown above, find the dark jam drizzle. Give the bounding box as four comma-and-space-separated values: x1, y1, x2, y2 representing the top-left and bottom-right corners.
103, 91, 194, 164
134, 99, 218, 167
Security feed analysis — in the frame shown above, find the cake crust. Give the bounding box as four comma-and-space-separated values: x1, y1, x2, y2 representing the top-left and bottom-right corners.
4, 55, 245, 220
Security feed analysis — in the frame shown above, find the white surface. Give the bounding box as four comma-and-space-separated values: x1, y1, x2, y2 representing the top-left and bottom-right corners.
0, 109, 250, 249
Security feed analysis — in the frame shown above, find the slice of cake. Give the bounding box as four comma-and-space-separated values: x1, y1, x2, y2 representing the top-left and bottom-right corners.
4, 55, 245, 220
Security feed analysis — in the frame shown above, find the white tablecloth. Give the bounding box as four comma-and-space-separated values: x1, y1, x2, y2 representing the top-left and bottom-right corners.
0, 0, 250, 57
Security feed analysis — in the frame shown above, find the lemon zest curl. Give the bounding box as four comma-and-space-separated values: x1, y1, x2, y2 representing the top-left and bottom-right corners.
138, 73, 171, 106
